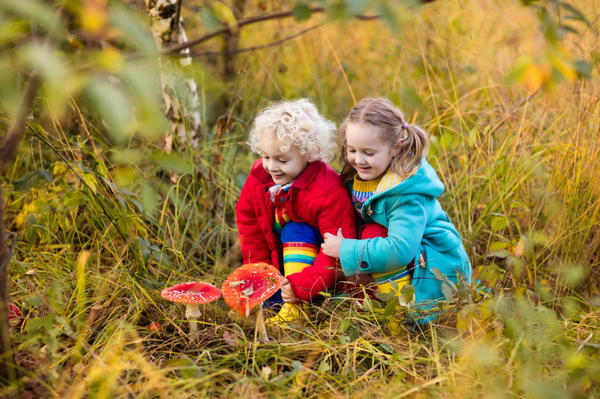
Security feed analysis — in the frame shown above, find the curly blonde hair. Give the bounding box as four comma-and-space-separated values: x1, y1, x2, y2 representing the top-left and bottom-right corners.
248, 99, 336, 162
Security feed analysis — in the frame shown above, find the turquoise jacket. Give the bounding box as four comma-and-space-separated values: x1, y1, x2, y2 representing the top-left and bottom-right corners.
339, 160, 472, 305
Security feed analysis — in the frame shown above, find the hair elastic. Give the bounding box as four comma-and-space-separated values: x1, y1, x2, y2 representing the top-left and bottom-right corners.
402, 122, 409, 129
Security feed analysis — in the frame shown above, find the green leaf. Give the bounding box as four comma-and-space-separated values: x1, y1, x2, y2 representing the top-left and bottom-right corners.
486, 249, 512, 259
573, 60, 592, 78
109, 4, 157, 55
338, 318, 351, 333
379, 343, 394, 354
558, 2, 589, 24
141, 183, 158, 216
150, 152, 193, 175
490, 215, 509, 232
431, 267, 445, 281
287, 360, 303, 377
121, 63, 167, 140
24, 315, 54, 333
377, 2, 400, 32
383, 297, 398, 316
318, 360, 331, 372
489, 241, 510, 251
441, 282, 454, 301
1, 0, 62, 38
557, 262, 587, 287
400, 284, 415, 304
348, 323, 360, 342
13, 169, 52, 191
559, 24, 579, 35
212, 2, 237, 30
456, 283, 471, 301
85, 78, 134, 144
23, 295, 43, 308
110, 149, 143, 164
346, 0, 368, 15
199, 8, 223, 31
292, 5, 312, 21
505, 56, 533, 85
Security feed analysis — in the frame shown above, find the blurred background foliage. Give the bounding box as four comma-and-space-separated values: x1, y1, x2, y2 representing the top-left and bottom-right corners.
1, 0, 599, 397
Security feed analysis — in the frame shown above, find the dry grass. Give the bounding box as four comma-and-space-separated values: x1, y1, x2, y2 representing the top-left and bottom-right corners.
3, 0, 600, 397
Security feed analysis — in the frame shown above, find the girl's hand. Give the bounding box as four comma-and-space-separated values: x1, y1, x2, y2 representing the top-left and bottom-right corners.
281, 279, 296, 303
322, 228, 344, 259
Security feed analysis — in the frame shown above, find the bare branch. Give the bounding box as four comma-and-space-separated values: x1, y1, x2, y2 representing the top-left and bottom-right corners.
164, 6, 381, 55
184, 23, 323, 58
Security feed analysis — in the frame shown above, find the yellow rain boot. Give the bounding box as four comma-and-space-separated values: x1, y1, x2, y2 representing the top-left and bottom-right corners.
266, 241, 317, 326
266, 302, 305, 326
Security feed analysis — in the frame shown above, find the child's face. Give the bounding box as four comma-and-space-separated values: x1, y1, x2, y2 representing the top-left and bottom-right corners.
259, 136, 309, 185
345, 123, 397, 181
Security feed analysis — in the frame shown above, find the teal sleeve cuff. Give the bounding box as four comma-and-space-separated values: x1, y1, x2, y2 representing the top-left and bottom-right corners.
340, 238, 361, 276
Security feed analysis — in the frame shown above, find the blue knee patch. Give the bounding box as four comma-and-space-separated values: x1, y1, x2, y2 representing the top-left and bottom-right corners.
280, 221, 322, 245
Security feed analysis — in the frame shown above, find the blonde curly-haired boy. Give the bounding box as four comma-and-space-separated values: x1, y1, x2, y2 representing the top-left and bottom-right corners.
236, 99, 356, 324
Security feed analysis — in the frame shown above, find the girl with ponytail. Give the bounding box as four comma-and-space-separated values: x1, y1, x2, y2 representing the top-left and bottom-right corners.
322, 98, 471, 319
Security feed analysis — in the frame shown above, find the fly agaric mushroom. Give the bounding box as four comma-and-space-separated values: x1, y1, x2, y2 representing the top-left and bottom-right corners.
161, 282, 221, 339
222, 263, 284, 342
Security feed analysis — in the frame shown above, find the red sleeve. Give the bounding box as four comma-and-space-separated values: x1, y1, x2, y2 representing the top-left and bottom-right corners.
235, 175, 271, 265
286, 185, 356, 301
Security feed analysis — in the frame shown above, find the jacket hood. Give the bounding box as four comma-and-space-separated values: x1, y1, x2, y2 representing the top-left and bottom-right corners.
372, 159, 444, 199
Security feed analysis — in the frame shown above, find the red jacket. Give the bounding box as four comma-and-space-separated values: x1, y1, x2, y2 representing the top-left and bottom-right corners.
235, 159, 356, 301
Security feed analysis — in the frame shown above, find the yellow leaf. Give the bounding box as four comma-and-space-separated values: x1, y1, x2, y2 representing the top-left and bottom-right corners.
76, 250, 91, 269
15, 201, 37, 228
513, 236, 526, 257
52, 162, 68, 175
489, 241, 510, 251
522, 63, 547, 92
212, 2, 238, 34
550, 54, 577, 80
81, 172, 97, 194
98, 47, 123, 72
81, 0, 108, 35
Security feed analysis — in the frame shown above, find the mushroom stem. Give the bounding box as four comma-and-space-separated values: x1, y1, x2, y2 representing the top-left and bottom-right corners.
185, 303, 201, 339
256, 307, 268, 343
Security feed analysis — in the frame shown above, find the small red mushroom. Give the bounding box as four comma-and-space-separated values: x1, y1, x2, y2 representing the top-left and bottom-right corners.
8, 304, 21, 320
222, 263, 284, 342
148, 322, 163, 333
161, 282, 221, 339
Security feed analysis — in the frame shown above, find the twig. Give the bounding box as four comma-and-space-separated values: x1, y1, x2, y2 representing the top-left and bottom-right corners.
576, 332, 593, 352
164, 7, 380, 54
397, 376, 447, 398
185, 24, 322, 58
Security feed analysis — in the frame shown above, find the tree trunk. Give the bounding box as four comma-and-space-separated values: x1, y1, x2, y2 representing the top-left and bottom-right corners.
145, 0, 202, 151
0, 73, 39, 384
222, 0, 245, 82
0, 189, 16, 384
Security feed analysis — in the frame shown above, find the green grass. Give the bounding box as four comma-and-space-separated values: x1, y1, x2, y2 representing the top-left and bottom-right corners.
3, 0, 600, 397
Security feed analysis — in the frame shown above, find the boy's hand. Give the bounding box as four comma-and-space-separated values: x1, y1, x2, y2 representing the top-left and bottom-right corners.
322, 228, 344, 259
281, 278, 296, 303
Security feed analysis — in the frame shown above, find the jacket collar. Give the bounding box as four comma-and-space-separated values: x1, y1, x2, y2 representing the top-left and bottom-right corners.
250, 160, 323, 189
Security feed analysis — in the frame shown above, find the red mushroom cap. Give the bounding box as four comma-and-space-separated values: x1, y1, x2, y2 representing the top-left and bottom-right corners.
161, 282, 222, 304
8, 303, 21, 320
222, 263, 284, 317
